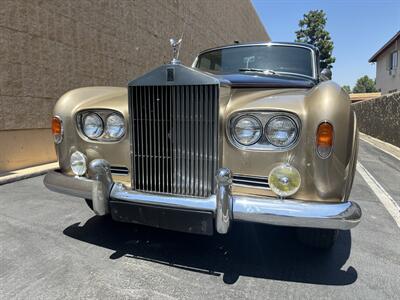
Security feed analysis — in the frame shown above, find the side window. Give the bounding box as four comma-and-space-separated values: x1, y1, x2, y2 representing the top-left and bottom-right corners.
390, 51, 398, 69
196, 53, 221, 72
197, 56, 210, 69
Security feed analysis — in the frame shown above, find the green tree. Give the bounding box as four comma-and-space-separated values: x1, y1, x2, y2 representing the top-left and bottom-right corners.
295, 10, 336, 69
342, 85, 351, 94
352, 76, 377, 93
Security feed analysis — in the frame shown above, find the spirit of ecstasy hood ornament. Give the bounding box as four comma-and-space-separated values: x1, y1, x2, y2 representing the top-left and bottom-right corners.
169, 38, 182, 64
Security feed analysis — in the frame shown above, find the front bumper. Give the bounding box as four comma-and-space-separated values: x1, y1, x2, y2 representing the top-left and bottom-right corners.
44, 160, 361, 234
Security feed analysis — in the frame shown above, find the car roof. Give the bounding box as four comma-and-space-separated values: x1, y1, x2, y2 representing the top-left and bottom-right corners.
198, 42, 318, 56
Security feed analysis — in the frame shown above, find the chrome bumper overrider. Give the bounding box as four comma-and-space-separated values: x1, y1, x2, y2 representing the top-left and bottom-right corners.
44, 159, 361, 233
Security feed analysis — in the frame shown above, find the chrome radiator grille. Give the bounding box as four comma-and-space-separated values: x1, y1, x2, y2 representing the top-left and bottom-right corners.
129, 85, 219, 197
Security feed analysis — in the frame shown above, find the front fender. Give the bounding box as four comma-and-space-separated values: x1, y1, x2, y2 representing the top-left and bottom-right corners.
53, 87, 131, 187
222, 82, 353, 202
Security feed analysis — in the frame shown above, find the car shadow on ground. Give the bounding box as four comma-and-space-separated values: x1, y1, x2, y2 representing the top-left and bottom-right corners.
63, 216, 357, 285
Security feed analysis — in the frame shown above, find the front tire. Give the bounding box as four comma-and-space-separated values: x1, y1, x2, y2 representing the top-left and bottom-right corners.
296, 228, 339, 250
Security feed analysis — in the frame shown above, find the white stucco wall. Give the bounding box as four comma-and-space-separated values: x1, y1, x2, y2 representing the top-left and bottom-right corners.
375, 37, 400, 94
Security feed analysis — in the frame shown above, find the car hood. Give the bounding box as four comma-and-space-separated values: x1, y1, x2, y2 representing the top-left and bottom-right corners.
212, 73, 316, 89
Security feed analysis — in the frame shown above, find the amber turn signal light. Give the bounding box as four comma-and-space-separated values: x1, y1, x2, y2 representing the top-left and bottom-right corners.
52, 116, 63, 144
316, 122, 333, 158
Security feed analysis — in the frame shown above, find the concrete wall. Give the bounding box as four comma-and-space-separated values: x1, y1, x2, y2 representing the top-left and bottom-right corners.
0, 0, 269, 173
352, 92, 400, 147
0, 129, 55, 174
375, 37, 400, 94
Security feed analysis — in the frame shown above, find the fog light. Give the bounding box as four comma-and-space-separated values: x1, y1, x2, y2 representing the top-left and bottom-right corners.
70, 151, 87, 176
268, 163, 301, 197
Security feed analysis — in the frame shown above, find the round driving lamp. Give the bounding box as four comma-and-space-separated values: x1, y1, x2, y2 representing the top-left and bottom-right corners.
70, 151, 87, 176
232, 116, 262, 146
268, 163, 301, 197
105, 113, 125, 139
83, 113, 103, 139
265, 116, 298, 147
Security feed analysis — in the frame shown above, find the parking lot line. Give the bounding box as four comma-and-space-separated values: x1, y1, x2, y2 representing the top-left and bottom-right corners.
357, 161, 400, 228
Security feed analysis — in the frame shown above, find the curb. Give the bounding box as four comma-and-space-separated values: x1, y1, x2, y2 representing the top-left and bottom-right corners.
359, 132, 400, 161
0, 162, 59, 186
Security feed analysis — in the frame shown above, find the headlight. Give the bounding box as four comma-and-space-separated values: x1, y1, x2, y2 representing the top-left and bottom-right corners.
232, 116, 262, 146
83, 113, 103, 139
105, 114, 125, 139
268, 163, 301, 197
70, 151, 87, 176
265, 116, 298, 147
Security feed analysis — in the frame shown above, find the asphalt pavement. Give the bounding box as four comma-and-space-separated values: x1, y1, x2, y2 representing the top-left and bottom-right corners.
1, 140, 399, 299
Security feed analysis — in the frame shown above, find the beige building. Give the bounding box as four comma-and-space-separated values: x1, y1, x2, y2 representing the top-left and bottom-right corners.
369, 31, 400, 94
0, 0, 269, 173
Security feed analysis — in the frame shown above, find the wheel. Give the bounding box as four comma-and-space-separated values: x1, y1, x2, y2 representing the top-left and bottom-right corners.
296, 228, 339, 250
85, 198, 93, 210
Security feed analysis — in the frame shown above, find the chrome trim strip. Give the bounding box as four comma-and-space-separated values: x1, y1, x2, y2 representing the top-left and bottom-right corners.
232, 174, 270, 189
110, 166, 129, 175
197, 42, 318, 56
233, 174, 268, 182
233, 179, 268, 185
233, 183, 270, 190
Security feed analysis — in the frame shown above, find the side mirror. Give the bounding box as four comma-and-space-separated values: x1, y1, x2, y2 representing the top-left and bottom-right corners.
320, 68, 332, 80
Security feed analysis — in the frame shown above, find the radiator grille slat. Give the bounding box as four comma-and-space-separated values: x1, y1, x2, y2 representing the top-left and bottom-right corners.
130, 84, 219, 197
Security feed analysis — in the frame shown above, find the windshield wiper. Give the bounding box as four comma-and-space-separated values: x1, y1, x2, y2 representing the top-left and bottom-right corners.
238, 68, 277, 75
239, 68, 314, 81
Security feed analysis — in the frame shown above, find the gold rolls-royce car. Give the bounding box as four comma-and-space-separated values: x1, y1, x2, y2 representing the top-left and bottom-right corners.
44, 42, 361, 249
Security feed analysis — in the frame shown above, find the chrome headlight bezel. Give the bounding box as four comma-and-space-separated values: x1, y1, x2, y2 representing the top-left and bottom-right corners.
228, 111, 301, 151
105, 113, 126, 139
76, 110, 126, 142
231, 115, 263, 146
82, 113, 104, 139
265, 115, 299, 147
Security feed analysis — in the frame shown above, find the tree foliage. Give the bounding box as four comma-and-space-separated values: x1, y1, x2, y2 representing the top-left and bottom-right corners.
352, 76, 377, 93
342, 85, 351, 94
295, 10, 336, 70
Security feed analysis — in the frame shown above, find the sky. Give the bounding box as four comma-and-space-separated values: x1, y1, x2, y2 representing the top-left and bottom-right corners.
252, 0, 400, 88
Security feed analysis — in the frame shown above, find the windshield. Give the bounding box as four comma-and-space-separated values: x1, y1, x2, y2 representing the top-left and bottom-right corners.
195, 45, 315, 78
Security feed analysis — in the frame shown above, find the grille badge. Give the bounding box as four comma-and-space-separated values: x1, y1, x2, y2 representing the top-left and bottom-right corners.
167, 68, 174, 82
